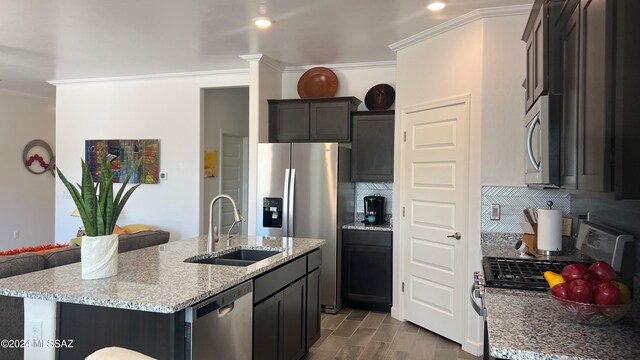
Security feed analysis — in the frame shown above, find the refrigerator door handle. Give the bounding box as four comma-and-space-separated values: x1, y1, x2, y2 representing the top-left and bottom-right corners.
288, 169, 296, 237
283, 168, 290, 236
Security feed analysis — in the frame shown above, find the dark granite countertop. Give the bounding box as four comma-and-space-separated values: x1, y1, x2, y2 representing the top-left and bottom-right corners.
481, 232, 640, 360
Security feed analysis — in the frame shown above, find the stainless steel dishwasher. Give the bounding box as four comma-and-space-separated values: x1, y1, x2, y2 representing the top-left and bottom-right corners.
185, 280, 253, 360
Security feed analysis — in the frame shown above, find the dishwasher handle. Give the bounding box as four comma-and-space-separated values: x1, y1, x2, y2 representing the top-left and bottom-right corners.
218, 303, 234, 318
189, 281, 252, 321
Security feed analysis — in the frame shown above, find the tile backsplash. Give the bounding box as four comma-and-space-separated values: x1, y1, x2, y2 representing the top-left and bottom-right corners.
481, 186, 571, 233
355, 182, 393, 221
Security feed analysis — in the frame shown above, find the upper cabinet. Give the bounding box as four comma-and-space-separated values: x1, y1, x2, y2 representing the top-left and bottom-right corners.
523, 1, 563, 111
351, 111, 395, 182
523, 2, 549, 111
526, 0, 639, 199
557, 0, 614, 193
268, 97, 361, 143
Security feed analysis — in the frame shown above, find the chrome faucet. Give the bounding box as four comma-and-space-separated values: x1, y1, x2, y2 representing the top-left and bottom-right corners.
207, 194, 244, 252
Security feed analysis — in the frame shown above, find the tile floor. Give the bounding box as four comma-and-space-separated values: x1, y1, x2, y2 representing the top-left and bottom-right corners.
306, 309, 481, 360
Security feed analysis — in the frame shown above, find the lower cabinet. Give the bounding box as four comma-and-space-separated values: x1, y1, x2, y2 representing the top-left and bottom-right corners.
342, 230, 392, 312
253, 250, 321, 360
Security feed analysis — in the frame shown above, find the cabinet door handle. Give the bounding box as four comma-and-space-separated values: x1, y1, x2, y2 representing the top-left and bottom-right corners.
447, 232, 462, 240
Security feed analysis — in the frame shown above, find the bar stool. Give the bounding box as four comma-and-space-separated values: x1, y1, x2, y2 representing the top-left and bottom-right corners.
86, 347, 155, 359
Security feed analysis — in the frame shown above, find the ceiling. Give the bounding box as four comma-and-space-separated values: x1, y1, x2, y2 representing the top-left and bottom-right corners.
0, 0, 532, 98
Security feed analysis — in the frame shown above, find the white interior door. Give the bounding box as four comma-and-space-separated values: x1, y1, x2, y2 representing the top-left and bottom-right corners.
402, 98, 469, 343
219, 133, 248, 235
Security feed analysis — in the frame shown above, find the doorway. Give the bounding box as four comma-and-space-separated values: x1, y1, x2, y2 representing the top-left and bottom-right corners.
400, 96, 470, 344
219, 132, 249, 235
201, 87, 250, 235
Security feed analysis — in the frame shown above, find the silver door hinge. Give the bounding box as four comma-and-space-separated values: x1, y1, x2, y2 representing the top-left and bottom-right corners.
403, 132, 406, 142
402, 207, 405, 217
402, 282, 405, 292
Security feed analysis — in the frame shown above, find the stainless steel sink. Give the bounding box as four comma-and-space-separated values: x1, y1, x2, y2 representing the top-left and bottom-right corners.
186, 249, 282, 267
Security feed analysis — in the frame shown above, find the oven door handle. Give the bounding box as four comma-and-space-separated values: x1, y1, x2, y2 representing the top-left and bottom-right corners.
470, 283, 487, 320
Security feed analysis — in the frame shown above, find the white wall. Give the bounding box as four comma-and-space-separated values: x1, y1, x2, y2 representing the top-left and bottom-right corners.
282, 65, 396, 110
202, 87, 249, 234
395, 20, 484, 354
0, 91, 55, 251
394, 13, 529, 354
55, 73, 249, 243
246, 59, 283, 235
480, 15, 528, 186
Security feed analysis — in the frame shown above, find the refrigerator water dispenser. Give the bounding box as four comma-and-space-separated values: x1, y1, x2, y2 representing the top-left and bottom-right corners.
262, 197, 283, 228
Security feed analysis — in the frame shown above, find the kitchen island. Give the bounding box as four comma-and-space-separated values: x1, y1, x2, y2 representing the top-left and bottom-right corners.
0, 235, 324, 359
482, 234, 640, 360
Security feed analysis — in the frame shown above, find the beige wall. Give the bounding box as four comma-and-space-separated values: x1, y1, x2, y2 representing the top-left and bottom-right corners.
0, 91, 55, 251
55, 73, 249, 243
481, 15, 528, 186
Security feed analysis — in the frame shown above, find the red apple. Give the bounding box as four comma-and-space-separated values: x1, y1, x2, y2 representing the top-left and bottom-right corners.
562, 263, 587, 283
569, 279, 594, 303
588, 278, 603, 291
587, 261, 617, 282
550, 283, 571, 300
594, 282, 622, 305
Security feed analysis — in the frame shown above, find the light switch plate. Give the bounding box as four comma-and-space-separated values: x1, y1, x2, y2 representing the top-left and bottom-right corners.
490, 204, 501, 221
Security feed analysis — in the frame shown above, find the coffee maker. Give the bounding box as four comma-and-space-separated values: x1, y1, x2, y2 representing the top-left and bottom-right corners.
363, 196, 385, 225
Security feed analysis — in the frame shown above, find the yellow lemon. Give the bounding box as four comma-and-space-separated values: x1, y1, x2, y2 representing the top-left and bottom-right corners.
612, 281, 632, 304
544, 271, 566, 288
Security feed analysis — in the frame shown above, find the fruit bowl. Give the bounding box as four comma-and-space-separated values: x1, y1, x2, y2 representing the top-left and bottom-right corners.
548, 291, 631, 325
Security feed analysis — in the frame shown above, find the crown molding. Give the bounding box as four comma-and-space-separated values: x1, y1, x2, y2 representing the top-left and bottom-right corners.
47, 68, 249, 86
239, 53, 286, 72
389, 4, 532, 52
283, 60, 396, 73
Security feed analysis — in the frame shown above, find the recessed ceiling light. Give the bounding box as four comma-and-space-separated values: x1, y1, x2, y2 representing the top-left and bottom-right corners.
426, 1, 446, 11
253, 17, 272, 29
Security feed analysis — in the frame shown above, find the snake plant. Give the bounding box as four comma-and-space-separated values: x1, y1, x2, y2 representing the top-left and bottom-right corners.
57, 156, 142, 237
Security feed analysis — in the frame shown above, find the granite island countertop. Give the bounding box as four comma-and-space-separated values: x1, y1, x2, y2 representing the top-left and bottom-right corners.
481, 232, 640, 360
342, 221, 393, 232
0, 235, 324, 314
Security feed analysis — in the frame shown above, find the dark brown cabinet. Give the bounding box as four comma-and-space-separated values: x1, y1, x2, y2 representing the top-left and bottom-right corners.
268, 97, 361, 143
253, 251, 321, 360
342, 230, 392, 312
351, 111, 395, 182
557, 0, 614, 193
523, 1, 565, 111
524, 2, 549, 111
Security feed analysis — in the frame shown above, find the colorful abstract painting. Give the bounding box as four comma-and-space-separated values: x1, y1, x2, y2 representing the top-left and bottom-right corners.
85, 139, 160, 184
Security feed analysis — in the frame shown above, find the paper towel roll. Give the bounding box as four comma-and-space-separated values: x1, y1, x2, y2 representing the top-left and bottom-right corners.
537, 209, 563, 253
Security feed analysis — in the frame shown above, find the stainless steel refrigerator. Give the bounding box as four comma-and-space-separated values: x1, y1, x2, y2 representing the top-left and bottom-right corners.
257, 143, 354, 313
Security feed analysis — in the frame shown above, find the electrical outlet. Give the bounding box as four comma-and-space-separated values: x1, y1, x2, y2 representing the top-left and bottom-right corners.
28, 320, 42, 341
159, 171, 168, 181
490, 204, 501, 221
13, 231, 19, 240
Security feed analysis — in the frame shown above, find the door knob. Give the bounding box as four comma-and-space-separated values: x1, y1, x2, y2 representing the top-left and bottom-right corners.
447, 232, 461, 240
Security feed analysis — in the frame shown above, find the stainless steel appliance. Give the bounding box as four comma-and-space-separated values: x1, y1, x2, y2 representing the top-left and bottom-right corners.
363, 195, 385, 225
525, 95, 561, 187
472, 221, 634, 359
185, 280, 253, 360
257, 143, 354, 313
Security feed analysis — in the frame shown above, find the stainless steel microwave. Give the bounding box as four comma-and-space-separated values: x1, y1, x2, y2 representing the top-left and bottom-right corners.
524, 95, 561, 187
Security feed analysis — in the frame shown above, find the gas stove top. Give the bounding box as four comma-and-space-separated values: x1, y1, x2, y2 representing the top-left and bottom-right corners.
482, 256, 581, 291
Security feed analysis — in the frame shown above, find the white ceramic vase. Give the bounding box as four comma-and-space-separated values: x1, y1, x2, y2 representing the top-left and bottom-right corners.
81, 234, 119, 280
